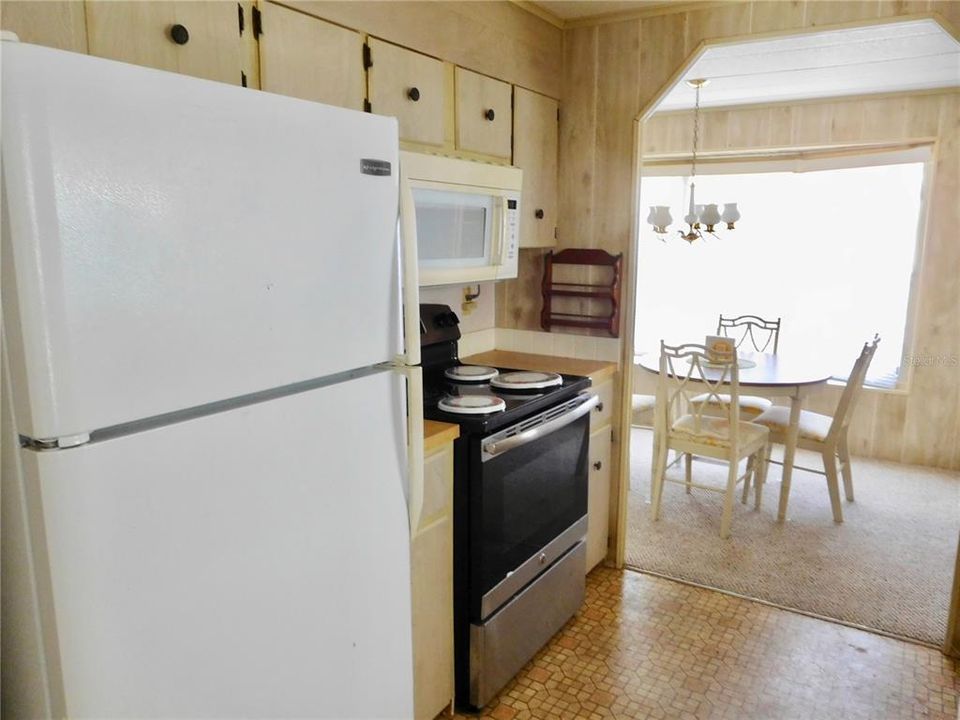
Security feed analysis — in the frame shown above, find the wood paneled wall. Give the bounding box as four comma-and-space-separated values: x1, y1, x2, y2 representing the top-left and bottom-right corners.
281, 1, 562, 98
499, 0, 960, 469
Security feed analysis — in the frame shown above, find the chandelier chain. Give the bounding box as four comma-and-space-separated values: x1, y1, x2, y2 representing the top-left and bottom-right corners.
691, 82, 701, 180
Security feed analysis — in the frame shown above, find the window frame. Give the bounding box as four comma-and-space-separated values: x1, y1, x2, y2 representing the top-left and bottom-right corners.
638, 144, 935, 392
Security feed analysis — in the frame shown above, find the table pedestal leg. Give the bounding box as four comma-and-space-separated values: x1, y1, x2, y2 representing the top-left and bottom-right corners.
777, 392, 803, 521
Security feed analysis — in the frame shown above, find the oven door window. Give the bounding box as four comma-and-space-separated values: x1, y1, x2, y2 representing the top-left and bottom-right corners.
473, 412, 589, 604
414, 188, 494, 268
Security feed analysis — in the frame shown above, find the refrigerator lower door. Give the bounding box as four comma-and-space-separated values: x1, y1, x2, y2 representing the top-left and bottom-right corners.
19, 370, 413, 719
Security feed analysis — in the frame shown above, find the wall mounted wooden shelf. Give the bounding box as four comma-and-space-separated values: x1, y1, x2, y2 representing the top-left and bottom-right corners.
540, 248, 622, 337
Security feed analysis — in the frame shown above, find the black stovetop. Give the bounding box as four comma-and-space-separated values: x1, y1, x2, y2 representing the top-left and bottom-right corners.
423, 363, 591, 435
418, 303, 591, 435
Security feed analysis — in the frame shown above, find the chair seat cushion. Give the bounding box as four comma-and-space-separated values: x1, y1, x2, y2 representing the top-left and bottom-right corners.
690, 393, 772, 413
753, 405, 833, 442
671, 414, 768, 448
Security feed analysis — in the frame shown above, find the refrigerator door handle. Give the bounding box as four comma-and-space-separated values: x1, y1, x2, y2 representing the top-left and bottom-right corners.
398, 168, 421, 366
404, 366, 425, 537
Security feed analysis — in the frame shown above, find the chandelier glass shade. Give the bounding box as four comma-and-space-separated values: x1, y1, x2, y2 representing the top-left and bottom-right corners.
647, 79, 741, 243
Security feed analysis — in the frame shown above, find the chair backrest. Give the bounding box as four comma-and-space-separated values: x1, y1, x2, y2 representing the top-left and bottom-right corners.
656, 341, 742, 455
828, 334, 881, 441
717, 314, 781, 353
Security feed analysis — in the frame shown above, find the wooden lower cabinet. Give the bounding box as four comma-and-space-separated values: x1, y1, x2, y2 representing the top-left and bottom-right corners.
411, 443, 454, 719
587, 378, 615, 572
587, 423, 612, 572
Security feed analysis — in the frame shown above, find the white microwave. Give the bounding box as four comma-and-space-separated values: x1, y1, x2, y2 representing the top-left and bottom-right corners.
400, 151, 522, 287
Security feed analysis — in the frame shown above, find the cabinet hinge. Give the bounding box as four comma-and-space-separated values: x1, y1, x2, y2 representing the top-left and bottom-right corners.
363, 42, 373, 70
237, 3, 244, 35
241, 70, 248, 87
363, 98, 372, 113
251, 5, 262, 38
557, 107, 560, 123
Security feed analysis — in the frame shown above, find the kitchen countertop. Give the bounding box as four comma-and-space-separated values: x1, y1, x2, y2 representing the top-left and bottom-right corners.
463, 350, 617, 385
423, 420, 460, 453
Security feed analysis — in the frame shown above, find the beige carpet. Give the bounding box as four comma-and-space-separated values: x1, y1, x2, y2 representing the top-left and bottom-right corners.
626, 427, 960, 646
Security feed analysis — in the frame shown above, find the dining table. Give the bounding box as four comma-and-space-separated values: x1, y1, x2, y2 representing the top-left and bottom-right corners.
635, 350, 834, 520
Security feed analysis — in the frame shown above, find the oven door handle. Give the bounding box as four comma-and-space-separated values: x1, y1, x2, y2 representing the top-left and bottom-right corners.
483, 393, 599, 460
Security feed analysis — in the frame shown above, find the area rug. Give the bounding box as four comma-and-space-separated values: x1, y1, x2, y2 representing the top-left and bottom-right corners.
626, 428, 960, 646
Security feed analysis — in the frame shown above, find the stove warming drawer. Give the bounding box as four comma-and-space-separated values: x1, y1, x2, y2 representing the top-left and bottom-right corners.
468, 540, 586, 709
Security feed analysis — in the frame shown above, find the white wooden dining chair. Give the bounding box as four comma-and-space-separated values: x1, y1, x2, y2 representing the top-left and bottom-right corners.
650, 342, 770, 538
693, 314, 782, 420
719, 314, 782, 354
746, 335, 880, 523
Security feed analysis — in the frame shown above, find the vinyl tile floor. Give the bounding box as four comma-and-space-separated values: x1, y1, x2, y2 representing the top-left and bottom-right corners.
455, 567, 959, 720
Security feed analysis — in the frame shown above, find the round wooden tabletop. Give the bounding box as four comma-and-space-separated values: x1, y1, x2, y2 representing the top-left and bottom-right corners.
635, 351, 834, 388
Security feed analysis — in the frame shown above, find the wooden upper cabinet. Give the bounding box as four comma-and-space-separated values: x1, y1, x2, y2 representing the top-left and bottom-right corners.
455, 67, 512, 159
513, 88, 558, 248
368, 39, 445, 147
0, 1, 88, 53
85, 1, 243, 85
258, 2, 364, 111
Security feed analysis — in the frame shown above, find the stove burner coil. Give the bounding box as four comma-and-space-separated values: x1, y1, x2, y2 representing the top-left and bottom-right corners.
444, 365, 499, 383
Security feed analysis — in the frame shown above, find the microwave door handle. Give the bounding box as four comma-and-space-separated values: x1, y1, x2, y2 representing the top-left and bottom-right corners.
482, 393, 599, 460
490, 196, 504, 263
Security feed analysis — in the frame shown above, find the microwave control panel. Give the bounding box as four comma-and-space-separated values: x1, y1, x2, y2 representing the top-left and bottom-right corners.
504, 197, 519, 262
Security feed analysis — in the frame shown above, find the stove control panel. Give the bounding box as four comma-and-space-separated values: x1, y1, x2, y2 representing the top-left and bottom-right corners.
420, 303, 462, 347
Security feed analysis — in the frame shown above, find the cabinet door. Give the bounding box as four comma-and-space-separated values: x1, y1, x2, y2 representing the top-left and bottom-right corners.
86, 1, 243, 85
587, 426, 612, 572
258, 1, 364, 110
591, 379, 615, 431
513, 88, 558, 248
455, 67, 512, 159
411, 446, 454, 719
368, 39, 445, 146
0, 1, 88, 53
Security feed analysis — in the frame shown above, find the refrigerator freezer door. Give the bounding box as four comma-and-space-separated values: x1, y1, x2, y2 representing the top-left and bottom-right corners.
20, 370, 413, 719
2, 43, 402, 440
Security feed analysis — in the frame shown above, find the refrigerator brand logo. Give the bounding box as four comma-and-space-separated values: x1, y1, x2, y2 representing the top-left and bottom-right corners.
360, 159, 392, 177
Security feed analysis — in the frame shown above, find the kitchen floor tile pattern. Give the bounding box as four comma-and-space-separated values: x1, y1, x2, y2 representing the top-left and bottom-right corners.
455, 567, 959, 720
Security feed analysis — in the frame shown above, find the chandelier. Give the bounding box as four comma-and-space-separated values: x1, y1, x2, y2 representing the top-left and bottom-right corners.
646, 79, 740, 243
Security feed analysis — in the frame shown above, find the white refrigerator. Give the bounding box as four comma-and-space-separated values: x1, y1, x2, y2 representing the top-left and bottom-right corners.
1, 40, 423, 719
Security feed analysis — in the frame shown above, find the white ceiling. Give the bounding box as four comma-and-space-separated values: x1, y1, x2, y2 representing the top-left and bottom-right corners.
533, 1, 674, 21
656, 19, 960, 113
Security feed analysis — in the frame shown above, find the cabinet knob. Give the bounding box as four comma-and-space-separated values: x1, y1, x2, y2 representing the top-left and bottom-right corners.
595, 402, 604, 412
538, 553, 547, 565
484, 108, 496, 121
407, 87, 421, 102
593, 461, 603, 471
535, 208, 544, 219
169, 24, 190, 45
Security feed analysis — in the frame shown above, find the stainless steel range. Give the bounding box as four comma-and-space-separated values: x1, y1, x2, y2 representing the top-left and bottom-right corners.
419, 304, 596, 710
